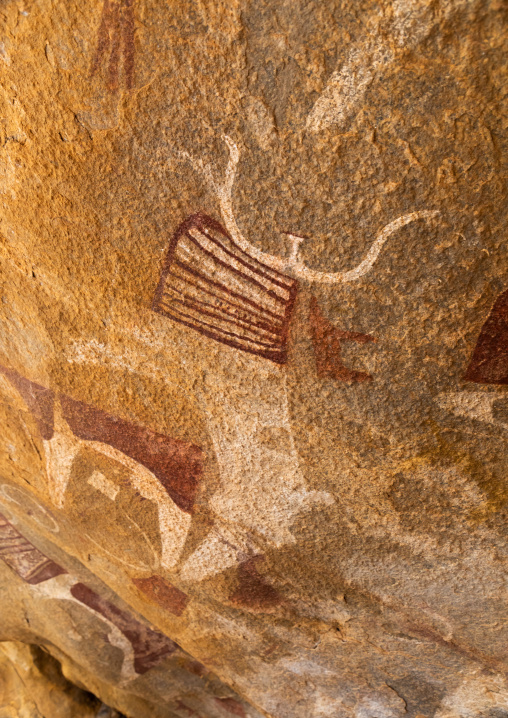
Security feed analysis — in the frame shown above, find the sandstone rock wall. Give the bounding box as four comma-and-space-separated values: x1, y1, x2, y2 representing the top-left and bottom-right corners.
0, 1, 507, 716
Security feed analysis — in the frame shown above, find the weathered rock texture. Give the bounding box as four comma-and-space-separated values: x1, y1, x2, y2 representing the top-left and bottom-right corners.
0, 0, 507, 716
0, 641, 124, 718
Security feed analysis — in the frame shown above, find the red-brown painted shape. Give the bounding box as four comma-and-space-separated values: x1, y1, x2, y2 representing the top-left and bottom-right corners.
464, 288, 508, 385
0, 517, 178, 675
0, 366, 204, 511
70, 582, 178, 674
309, 296, 376, 382
153, 213, 298, 365
213, 697, 247, 717
60, 394, 203, 513
0, 513, 66, 584
229, 556, 282, 613
185, 660, 207, 677
132, 575, 189, 616
91, 0, 135, 91
0, 365, 54, 440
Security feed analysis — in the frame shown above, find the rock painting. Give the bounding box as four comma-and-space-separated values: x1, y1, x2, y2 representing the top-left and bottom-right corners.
437, 288, 508, 430
0, 146, 439, 594
305, 0, 472, 132
91, 0, 135, 91
176, 701, 202, 718
179, 136, 439, 286
0, 365, 54, 440
228, 556, 282, 613
436, 392, 508, 432
153, 212, 298, 365
66, 463, 163, 573
69, 582, 177, 675
178, 358, 334, 583
0, 513, 66, 584
132, 575, 189, 616
0, 484, 60, 534
65, 329, 329, 584
60, 394, 202, 513
0, 513, 177, 681
0, 365, 204, 569
152, 137, 438, 585
309, 296, 376, 382
464, 288, 508, 385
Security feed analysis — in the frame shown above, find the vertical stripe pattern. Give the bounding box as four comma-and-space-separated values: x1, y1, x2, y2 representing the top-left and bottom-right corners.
152, 213, 298, 364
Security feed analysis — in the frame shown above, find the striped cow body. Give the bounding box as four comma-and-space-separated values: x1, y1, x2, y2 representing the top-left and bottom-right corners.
152, 213, 298, 364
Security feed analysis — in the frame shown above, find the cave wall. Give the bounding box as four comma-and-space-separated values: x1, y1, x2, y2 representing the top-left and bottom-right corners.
0, 1, 507, 716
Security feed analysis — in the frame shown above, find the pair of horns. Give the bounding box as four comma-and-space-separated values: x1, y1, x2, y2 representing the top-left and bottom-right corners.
182, 136, 439, 285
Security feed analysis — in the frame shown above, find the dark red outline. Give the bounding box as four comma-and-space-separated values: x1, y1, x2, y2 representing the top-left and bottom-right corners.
152, 213, 298, 365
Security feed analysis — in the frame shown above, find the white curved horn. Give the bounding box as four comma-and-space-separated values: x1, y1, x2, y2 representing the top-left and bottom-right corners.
216, 136, 288, 272
182, 135, 440, 284
289, 210, 440, 284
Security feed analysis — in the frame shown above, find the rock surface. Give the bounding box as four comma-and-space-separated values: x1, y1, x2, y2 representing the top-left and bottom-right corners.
0, 641, 123, 718
0, 0, 507, 716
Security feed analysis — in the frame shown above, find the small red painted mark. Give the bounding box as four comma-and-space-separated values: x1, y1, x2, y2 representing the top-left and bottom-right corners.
464, 288, 508, 385
91, 0, 136, 91
132, 575, 189, 616
213, 697, 247, 717
185, 660, 207, 677
309, 296, 376, 382
229, 555, 282, 613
